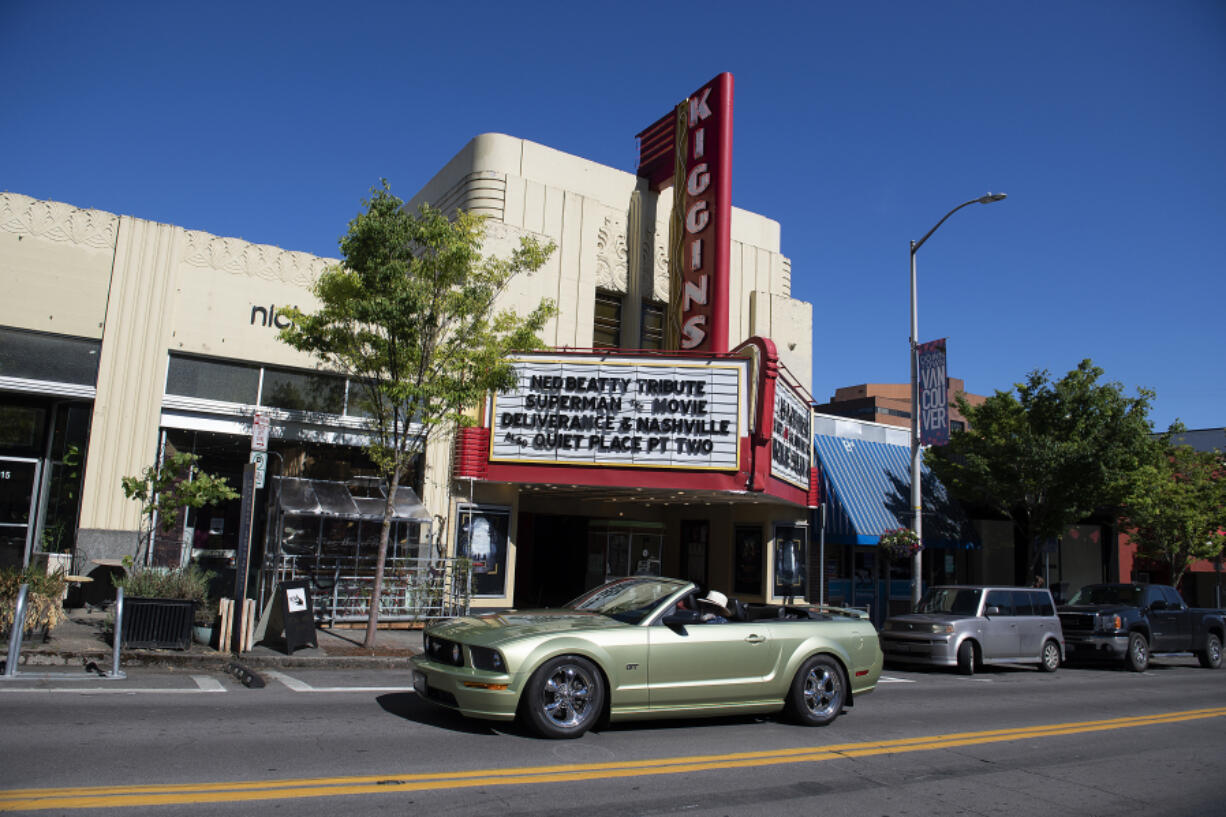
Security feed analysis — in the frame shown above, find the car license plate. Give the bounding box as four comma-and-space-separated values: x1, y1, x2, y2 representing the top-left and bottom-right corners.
412, 670, 427, 696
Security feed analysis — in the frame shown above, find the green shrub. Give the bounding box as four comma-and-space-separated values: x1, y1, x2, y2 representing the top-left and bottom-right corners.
114, 564, 214, 604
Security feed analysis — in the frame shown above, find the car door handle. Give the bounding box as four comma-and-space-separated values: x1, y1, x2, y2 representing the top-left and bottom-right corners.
745, 634, 766, 644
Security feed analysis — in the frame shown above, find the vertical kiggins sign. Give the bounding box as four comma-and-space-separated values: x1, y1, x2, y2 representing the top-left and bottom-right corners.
637, 73, 734, 354
917, 338, 949, 446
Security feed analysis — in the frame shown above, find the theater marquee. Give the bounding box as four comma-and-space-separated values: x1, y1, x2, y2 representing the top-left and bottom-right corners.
490, 355, 746, 470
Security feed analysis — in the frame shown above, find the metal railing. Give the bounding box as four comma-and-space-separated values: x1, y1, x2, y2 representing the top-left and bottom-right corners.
3, 584, 125, 681
273, 555, 471, 626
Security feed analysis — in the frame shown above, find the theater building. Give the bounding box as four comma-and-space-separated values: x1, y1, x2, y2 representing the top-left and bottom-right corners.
0, 74, 818, 612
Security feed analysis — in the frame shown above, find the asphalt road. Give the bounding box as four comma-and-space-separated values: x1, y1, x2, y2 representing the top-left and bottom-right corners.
1, 656, 1223, 816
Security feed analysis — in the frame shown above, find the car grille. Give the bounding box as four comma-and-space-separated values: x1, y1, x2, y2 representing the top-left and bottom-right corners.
1059, 612, 1095, 632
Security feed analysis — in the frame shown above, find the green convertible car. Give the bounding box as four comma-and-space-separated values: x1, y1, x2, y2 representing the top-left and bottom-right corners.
411, 576, 883, 738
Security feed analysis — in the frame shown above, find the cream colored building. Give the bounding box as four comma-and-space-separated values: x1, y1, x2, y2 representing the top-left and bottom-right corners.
0, 132, 813, 611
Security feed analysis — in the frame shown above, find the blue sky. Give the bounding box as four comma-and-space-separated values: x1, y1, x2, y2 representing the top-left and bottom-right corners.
3, 1, 1223, 431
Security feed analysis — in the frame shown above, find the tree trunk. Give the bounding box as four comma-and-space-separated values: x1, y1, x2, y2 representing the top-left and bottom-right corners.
1013, 520, 1032, 587
363, 468, 400, 649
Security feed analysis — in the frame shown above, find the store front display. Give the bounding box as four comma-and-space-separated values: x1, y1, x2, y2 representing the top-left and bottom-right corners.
773, 523, 807, 600
456, 505, 509, 597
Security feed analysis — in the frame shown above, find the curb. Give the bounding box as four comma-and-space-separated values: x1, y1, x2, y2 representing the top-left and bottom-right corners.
16, 648, 419, 671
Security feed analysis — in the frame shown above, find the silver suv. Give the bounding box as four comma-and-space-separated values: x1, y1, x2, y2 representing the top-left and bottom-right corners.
880, 585, 1064, 674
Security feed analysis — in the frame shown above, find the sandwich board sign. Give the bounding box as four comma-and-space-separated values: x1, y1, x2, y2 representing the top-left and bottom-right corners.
265, 579, 317, 655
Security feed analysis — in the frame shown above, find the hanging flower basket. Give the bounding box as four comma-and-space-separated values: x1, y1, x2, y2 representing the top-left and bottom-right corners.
879, 528, 922, 561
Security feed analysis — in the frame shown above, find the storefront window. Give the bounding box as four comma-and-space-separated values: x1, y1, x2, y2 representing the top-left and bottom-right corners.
0, 327, 100, 386
166, 355, 260, 404
773, 523, 807, 599
456, 505, 509, 597
261, 368, 345, 414
0, 405, 45, 453
37, 404, 90, 555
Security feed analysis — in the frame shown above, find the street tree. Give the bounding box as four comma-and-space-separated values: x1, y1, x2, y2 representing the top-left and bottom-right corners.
1123, 426, 1226, 589
279, 182, 555, 647
926, 359, 1154, 583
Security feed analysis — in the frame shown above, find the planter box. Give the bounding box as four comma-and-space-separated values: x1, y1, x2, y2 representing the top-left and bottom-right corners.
122, 597, 195, 650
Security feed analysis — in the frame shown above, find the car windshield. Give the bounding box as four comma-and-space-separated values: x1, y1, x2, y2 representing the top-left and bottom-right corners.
1067, 585, 1143, 606
565, 577, 688, 624
918, 587, 982, 615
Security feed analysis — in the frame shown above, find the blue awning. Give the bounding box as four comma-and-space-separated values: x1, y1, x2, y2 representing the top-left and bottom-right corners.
813, 433, 977, 548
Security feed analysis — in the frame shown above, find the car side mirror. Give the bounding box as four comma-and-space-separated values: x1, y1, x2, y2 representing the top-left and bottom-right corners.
663, 610, 701, 633
984, 606, 1001, 617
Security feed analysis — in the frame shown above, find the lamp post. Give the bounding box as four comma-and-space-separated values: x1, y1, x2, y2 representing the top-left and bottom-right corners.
909, 193, 1006, 606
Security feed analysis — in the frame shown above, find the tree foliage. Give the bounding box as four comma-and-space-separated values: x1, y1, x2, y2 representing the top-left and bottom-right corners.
926, 359, 1154, 580
279, 182, 555, 646
1123, 426, 1226, 588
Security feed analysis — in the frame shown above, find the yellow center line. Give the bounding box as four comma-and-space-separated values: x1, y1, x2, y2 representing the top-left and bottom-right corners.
3, 705, 1223, 812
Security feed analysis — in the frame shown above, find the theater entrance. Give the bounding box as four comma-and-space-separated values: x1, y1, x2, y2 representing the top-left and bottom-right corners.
514, 514, 667, 609
513, 514, 590, 608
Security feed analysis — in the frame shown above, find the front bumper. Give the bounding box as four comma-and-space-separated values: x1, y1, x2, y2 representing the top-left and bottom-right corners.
879, 634, 958, 666
1062, 632, 1129, 660
410, 655, 521, 721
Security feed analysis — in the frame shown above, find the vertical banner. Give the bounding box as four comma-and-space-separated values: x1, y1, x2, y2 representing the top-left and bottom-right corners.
917, 338, 949, 446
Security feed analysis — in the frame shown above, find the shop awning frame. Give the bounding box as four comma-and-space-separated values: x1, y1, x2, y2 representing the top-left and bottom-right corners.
273, 476, 432, 521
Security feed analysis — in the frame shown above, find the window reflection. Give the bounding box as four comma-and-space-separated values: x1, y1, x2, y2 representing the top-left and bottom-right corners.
261, 368, 345, 414
166, 356, 260, 404
0, 327, 100, 386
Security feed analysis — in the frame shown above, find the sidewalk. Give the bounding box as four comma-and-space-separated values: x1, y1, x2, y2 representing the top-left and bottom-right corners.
8, 607, 423, 672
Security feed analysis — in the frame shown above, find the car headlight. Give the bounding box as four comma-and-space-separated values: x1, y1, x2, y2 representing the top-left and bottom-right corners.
469, 646, 507, 673
930, 623, 954, 634
423, 635, 466, 667
1096, 614, 1122, 632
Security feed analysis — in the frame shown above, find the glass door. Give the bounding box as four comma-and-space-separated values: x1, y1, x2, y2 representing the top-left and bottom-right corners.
0, 456, 42, 569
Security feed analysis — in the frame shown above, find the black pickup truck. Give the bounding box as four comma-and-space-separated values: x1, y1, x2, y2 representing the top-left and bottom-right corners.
1058, 583, 1224, 671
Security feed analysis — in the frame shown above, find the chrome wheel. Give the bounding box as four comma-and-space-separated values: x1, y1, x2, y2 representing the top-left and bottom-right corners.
541, 664, 595, 728
522, 656, 604, 739
787, 655, 845, 726
803, 664, 841, 718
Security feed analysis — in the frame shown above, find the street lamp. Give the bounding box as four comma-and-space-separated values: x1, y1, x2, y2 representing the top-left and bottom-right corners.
909, 193, 1006, 606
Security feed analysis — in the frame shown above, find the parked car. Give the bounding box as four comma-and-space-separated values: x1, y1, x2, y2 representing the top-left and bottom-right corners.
411, 576, 883, 738
879, 585, 1064, 675
1058, 583, 1224, 671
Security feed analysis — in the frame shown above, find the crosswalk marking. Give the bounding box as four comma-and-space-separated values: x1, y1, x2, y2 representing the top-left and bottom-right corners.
263, 670, 413, 693
192, 675, 226, 692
